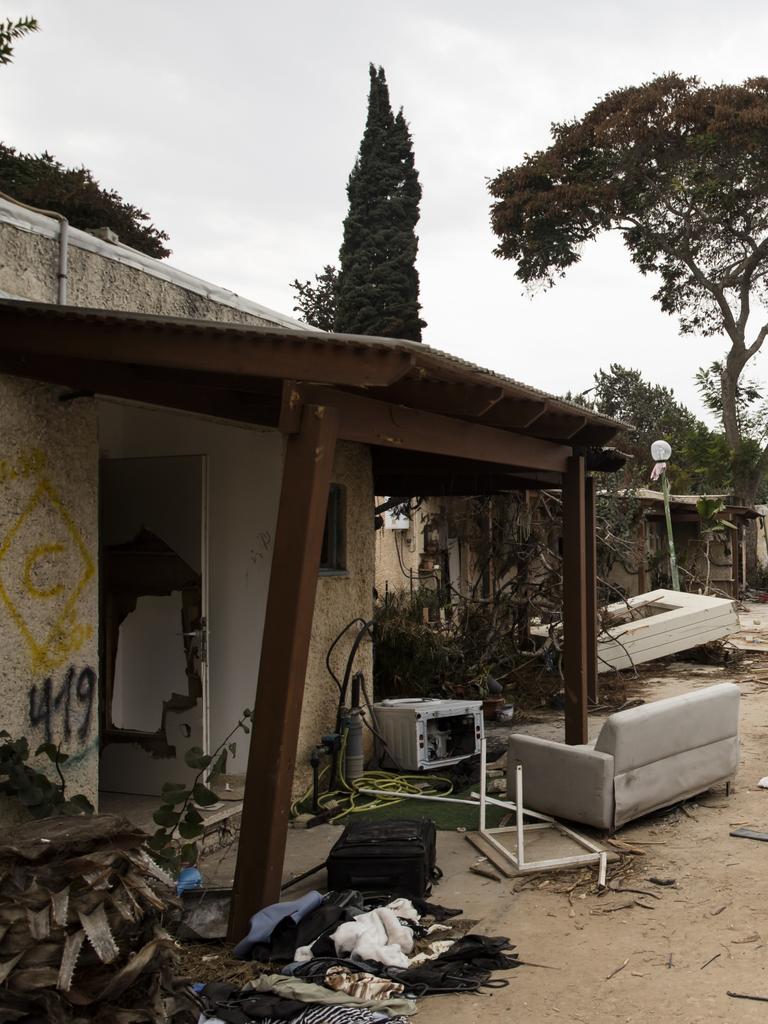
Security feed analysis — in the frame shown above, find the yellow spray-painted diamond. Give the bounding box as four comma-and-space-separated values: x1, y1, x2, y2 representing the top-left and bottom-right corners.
0, 479, 95, 672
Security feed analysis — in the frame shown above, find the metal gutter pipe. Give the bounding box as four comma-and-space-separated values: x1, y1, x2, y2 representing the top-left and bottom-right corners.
0, 190, 68, 304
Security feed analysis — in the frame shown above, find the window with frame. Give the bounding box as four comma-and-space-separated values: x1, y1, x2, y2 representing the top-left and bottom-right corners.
320, 484, 346, 574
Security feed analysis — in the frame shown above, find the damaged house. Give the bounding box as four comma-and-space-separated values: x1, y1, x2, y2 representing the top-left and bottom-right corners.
606, 489, 760, 600
0, 193, 627, 934
0, 195, 374, 809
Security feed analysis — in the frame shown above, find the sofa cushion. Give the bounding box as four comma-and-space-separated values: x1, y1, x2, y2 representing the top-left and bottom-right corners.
594, 682, 739, 773
613, 735, 739, 828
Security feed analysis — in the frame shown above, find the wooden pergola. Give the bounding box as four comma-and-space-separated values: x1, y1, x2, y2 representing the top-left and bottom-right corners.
0, 300, 626, 939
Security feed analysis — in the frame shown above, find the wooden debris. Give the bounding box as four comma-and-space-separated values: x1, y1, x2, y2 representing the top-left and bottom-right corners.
464, 832, 516, 877
607, 885, 661, 900
700, 953, 721, 970
0, 814, 196, 1022
470, 862, 502, 882
606, 958, 629, 980
607, 839, 647, 856
727, 991, 768, 1003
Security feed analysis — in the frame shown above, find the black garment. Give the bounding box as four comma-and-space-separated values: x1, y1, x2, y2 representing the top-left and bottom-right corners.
390, 935, 521, 996
245, 894, 365, 963
410, 898, 462, 922
288, 957, 378, 983
430, 934, 520, 971
201, 983, 312, 1024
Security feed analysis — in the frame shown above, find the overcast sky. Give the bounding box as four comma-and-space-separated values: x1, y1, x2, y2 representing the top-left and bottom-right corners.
3, 0, 768, 421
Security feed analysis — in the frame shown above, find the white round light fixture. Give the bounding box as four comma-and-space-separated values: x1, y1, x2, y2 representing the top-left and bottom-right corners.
650, 439, 672, 462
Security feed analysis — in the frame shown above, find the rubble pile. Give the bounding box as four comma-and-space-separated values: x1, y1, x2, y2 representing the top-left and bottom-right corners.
0, 814, 196, 1023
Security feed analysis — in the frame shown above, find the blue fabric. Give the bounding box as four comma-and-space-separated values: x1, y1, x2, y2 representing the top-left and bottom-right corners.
176, 867, 203, 895
233, 890, 325, 959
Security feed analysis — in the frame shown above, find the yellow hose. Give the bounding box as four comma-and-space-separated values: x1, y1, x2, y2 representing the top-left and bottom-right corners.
294, 727, 454, 824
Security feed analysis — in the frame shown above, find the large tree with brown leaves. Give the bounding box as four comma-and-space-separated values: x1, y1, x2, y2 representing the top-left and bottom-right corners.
490, 74, 768, 541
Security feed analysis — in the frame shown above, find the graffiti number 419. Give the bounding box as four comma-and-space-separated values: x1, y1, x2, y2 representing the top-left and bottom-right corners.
29, 666, 96, 745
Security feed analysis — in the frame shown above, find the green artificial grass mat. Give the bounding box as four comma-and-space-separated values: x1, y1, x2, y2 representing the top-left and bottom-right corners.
297, 784, 509, 831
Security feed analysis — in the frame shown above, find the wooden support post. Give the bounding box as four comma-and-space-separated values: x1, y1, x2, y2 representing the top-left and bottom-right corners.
562, 455, 588, 745
638, 516, 648, 594
585, 476, 598, 704
227, 403, 338, 942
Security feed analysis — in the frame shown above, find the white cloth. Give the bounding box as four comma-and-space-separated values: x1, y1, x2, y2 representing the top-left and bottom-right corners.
385, 898, 419, 923
331, 906, 415, 969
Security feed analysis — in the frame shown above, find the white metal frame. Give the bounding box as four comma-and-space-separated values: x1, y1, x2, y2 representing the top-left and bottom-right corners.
475, 739, 607, 886
359, 737, 607, 886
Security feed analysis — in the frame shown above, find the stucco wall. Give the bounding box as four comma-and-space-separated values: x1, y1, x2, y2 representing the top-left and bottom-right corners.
297, 442, 375, 795
0, 219, 279, 325
0, 377, 98, 813
375, 517, 422, 596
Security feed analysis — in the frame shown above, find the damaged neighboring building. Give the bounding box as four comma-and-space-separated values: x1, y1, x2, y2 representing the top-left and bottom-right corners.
0, 195, 373, 810
607, 489, 760, 600
376, 494, 532, 604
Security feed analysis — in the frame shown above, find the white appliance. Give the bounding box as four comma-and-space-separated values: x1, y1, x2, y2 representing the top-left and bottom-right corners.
372, 698, 484, 771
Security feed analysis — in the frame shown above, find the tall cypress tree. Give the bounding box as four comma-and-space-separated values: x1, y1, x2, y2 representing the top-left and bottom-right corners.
335, 65, 426, 341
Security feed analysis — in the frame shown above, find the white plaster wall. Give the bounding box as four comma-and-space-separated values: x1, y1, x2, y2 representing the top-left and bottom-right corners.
97, 399, 284, 775
0, 377, 98, 814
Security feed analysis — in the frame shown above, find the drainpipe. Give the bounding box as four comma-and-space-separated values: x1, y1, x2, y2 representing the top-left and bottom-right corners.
56, 216, 69, 304
0, 190, 69, 304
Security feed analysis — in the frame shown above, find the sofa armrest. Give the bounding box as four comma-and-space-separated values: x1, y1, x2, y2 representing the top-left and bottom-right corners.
507, 735, 615, 830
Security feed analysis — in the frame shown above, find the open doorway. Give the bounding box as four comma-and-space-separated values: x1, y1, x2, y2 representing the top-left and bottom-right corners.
99, 455, 208, 796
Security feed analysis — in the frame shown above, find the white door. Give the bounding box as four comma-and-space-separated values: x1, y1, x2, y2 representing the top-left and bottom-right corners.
99, 455, 209, 796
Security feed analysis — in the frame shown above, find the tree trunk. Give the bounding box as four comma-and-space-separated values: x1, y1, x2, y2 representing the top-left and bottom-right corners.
720, 357, 743, 450
720, 350, 762, 585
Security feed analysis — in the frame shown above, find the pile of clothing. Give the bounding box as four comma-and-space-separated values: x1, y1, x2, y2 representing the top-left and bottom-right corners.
198, 891, 521, 1024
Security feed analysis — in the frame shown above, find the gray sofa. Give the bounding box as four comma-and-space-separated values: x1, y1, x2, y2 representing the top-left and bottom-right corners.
507, 683, 740, 831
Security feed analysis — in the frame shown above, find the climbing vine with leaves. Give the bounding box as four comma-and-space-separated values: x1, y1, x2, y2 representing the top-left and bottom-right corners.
0, 732, 94, 818
146, 710, 252, 874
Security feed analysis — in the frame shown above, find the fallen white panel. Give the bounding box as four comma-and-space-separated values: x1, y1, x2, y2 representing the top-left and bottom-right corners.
597, 590, 739, 672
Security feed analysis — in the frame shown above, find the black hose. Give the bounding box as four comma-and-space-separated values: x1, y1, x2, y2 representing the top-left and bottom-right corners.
325, 618, 369, 694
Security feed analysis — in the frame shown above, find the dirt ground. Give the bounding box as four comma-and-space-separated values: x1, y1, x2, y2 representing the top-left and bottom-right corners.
191, 603, 768, 1023
415, 621, 768, 1023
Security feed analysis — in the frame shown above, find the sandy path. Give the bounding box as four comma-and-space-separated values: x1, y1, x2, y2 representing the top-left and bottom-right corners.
415, 657, 768, 1024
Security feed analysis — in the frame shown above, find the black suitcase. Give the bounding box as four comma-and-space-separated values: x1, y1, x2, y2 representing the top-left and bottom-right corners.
326, 818, 439, 899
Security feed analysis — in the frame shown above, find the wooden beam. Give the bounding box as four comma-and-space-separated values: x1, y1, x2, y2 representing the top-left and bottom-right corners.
562, 455, 588, 744
479, 398, 549, 431
228, 403, 338, 941
0, 351, 282, 426
530, 412, 588, 441
374, 475, 559, 497
570, 422, 625, 446
364, 379, 505, 418
370, 448, 563, 481
282, 384, 571, 474
0, 303, 414, 388
585, 476, 598, 704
